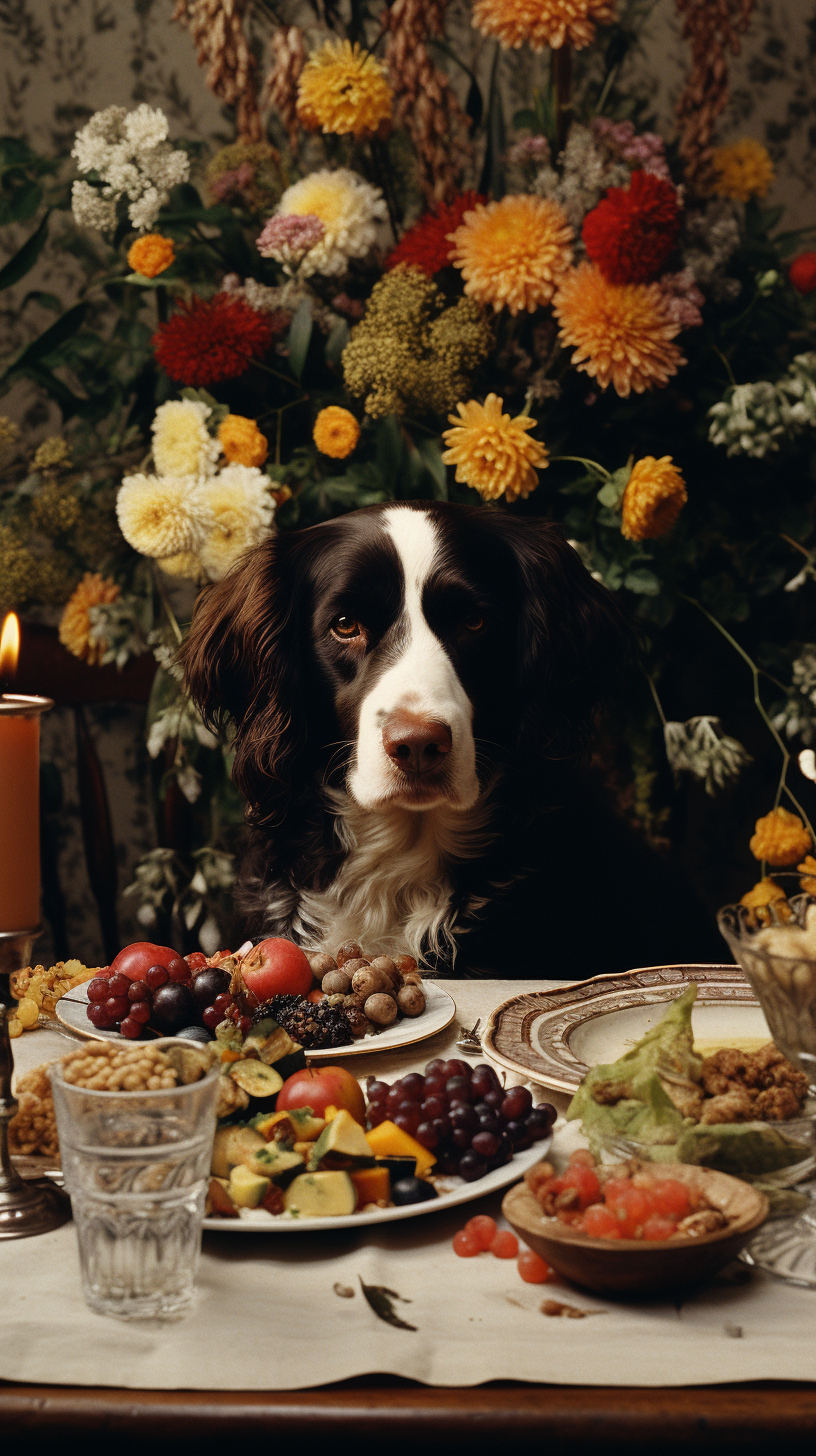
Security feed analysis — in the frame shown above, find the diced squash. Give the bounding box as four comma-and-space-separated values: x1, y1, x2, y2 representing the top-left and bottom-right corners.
229, 1164, 271, 1208
365, 1119, 437, 1175
310, 1108, 373, 1167
245, 1146, 304, 1183
283, 1171, 357, 1218
228, 1059, 283, 1099
211, 1125, 265, 1178
350, 1166, 390, 1208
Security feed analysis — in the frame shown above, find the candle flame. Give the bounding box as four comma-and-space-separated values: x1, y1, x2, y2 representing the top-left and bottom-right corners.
0, 612, 20, 680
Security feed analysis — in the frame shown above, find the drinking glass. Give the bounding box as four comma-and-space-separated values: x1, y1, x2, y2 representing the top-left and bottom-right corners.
718, 894, 816, 1287
50, 1050, 220, 1320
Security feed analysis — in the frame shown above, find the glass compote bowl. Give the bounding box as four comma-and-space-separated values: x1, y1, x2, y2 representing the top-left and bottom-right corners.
718, 893, 816, 1287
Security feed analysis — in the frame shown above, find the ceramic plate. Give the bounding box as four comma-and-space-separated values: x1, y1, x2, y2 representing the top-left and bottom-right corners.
482, 964, 769, 1095
202, 1137, 549, 1232
56, 979, 457, 1058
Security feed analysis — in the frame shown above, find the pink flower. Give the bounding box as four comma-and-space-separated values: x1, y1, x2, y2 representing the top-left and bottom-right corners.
256, 213, 325, 265
658, 269, 705, 330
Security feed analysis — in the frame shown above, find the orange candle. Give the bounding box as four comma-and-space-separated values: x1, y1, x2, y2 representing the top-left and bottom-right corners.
0, 614, 53, 932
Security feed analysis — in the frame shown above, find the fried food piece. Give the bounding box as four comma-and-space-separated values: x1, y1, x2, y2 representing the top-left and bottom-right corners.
753, 1085, 805, 1121
677, 1209, 729, 1236
590, 1080, 634, 1105
699, 1089, 756, 1125
8, 1064, 59, 1158
659, 1078, 705, 1121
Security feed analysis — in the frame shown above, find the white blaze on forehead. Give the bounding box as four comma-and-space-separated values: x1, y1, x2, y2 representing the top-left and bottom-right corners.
347, 506, 479, 811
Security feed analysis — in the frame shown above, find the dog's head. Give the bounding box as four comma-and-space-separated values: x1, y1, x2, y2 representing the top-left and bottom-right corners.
180, 502, 629, 828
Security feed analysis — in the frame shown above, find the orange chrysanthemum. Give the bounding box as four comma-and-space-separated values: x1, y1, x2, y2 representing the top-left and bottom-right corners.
313, 407, 360, 459
58, 572, 120, 665
449, 195, 573, 316
297, 40, 393, 139
750, 807, 812, 867
621, 456, 687, 541
553, 262, 686, 397
740, 878, 786, 910
127, 234, 175, 278
441, 393, 548, 502
472, 0, 616, 51
218, 414, 269, 467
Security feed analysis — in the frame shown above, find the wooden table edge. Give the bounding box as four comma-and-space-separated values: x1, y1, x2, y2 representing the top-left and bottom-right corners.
2, 1377, 816, 1440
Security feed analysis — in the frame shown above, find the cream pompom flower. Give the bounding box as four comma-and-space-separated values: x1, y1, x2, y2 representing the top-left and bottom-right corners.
117, 473, 201, 559
151, 399, 221, 479
192, 465, 275, 580
275, 169, 387, 277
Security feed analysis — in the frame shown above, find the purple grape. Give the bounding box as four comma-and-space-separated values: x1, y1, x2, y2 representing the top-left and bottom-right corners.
400, 1072, 426, 1101
450, 1103, 478, 1132
458, 1151, 489, 1183
471, 1130, 500, 1158
445, 1076, 473, 1104
501, 1087, 533, 1121
366, 1079, 390, 1104
151, 982, 196, 1034
415, 1121, 439, 1150
192, 967, 231, 1011
505, 1118, 533, 1151
452, 1127, 472, 1150
431, 1115, 452, 1141
481, 1089, 503, 1110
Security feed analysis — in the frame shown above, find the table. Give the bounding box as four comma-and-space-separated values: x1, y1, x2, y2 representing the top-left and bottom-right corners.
3, 979, 816, 1448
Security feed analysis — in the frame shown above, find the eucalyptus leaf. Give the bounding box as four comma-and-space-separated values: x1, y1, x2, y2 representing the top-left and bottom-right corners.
287, 299, 313, 382
0, 210, 50, 292
2, 301, 88, 381
623, 567, 661, 595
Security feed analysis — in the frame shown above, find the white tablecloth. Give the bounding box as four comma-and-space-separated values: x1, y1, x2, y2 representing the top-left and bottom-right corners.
4, 980, 816, 1390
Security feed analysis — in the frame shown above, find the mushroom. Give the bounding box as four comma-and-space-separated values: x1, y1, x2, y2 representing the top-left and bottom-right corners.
397, 984, 426, 1017
369, 955, 401, 991
364, 992, 399, 1026
307, 952, 337, 978
352, 966, 390, 998
322, 969, 352, 995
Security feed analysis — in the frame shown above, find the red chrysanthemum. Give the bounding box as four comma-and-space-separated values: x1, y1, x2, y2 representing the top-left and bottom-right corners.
386, 192, 486, 276
582, 171, 680, 285
153, 294, 279, 387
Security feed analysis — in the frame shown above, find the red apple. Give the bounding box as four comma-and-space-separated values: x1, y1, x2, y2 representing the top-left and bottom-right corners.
109, 941, 188, 982
240, 938, 313, 1001
275, 1066, 366, 1124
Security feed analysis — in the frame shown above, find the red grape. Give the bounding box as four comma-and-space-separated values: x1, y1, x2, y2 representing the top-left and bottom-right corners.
414, 1121, 439, 1150
127, 981, 151, 1003
441, 1059, 470, 1081
239, 1015, 251, 1035
445, 1076, 473, 1104
366, 1079, 390, 1104
400, 1072, 425, 1101
201, 1005, 223, 1031
386, 1086, 406, 1114
420, 1094, 446, 1121
108, 973, 131, 998
394, 1105, 421, 1136
501, 1087, 533, 1121
367, 1104, 388, 1127
87, 978, 109, 1003
213, 993, 232, 1014
481, 1089, 503, 1110
450, 1103, 478, 1132
422, 1075, 447, 1097
476, 1111, 502, 1135
87, 1003, 113, 1028
431, 1115, 451, 1141
119, 1016, 143, 1039
128, 1001, 151, 1025
168, 961, 191, 982
471, 1130, 499, 1158
424, 1059, 445, 1077
458, 1151, 488, 1182
470, 1063, 500, 1097
105, 996, 129, 1020
146, 965, 169, 989
451, 1127, 472, 1150
505, 1119, 533, 1151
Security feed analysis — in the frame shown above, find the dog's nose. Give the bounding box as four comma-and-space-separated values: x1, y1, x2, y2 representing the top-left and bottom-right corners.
382, 712, 452, 776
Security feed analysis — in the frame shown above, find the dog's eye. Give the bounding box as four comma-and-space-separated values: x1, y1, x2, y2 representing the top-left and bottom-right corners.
463, 616, 485, 633
330, 615, 362, 641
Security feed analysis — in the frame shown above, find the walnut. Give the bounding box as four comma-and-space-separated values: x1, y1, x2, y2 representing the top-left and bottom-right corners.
754, 1085, 805, 1121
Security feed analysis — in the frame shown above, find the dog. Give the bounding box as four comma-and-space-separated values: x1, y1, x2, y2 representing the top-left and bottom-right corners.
180, 501, 720, 978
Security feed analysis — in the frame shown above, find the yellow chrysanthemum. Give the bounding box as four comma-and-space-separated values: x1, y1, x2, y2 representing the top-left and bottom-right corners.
58, 572, 120, 665
127, 233, 175, 278
472, 0, 616, 51
449, 195, 574, 316
711, 139, 774, 203
116, 473, 200, 559
621, 456, 687, 541
218, 414, 269, 467
157, 552, 204, 581
797, 855, 816, 895
193, 465, 275, 581
152, 399, 221, 479
442, 393, 548, 502
740, 878, 786, 910
313, 407, 360, 459
553, 262, 685, 397
297, 40, 393, 139
750, 807, 812, 867
277, 169, 387, 277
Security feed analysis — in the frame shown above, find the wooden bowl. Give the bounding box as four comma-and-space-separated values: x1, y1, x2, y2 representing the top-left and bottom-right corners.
502, 1163, 769, 1296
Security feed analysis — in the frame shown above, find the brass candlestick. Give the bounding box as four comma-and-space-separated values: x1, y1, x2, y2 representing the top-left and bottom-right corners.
0, 1004, 70, 1239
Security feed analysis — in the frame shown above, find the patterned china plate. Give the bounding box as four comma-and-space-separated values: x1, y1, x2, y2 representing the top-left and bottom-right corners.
482, 964, 770, 1095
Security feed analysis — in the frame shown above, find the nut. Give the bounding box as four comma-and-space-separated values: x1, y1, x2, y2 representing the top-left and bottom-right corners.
397, 983, 426, 1017
322, 970, 352, 995
340, 957, 371, 977
395, 954, 417, 973
351, 966, 390, 998
344, 1005, 369, 1038
402, 971, 423, 986
342, 992, 366, 1008
363, 992, 399, 1026
368, 955, 401, 990
308, 952, 337, 978
336, 941, 364, 966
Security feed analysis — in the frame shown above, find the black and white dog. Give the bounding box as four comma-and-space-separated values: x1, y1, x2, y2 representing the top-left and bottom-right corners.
181, 502, 718, 978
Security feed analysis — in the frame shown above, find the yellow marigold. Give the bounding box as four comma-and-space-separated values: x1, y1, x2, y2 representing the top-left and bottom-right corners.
33, 436, 70, 471
441, 393, 548, 502
740, 878, 786, 910
449, 195, 573, 316
553, 262, 685, 397
313, 407, 361, 459
750, 807, 812, 867
472, 0, 616, 51
711, 139, 774, 203
798, 855, 816, 895
297, 40, 393, 139
621, 456, 687, 541
127, 233, 176, 278
218, 414, 269, 467
58, 572, 120, 665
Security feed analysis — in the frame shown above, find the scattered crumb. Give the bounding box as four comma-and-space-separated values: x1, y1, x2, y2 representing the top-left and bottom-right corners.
540, 1299, 606, 1319
333, 1283, 354, 1298
724, 1324, 743, 1338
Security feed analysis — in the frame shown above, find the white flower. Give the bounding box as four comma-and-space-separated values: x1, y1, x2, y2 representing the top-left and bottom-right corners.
71, 103, 189, 233
799, 748, 816, 783
191, 464, 275, 581
71, 180, 118, 233
664, 716, 752, 795
117, 472, 202, 559
151, 399, 221, 479
709, 354, 816, 458
276, 168, 387, 277
147, 701, 218, 759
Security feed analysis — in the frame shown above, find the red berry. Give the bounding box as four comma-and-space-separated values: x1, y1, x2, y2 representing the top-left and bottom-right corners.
168, 961, 191, 982
649, 1179, 691, 1219
87, 1003, 112, 1028
146, 965, 169, 989
108, 973, 131, 997
119, 1016, 143, 1039
463, 1215, 497, 1250
581, 1204, 622, 1239
186, 952, 208, 971
202, 1005, 222, 1031
213, 992, 233, 1014
128, 1001, 151, 1025
789, 251, 816, 295
127, 981, 151, 1003
105, 996, 129, 1020
518, 1249, 551, 1284
452, 1228, 482, 1257
561, 1164, 601, 1209
490, 1230, 519, 1259
87, 978, 109, 1003
642, 1214, 678, 1242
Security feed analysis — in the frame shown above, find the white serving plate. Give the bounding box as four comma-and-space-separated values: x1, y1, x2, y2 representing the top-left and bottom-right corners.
482, 964, 769, 1095
202, 1137, 550, 1232
56, 978, 457, 1058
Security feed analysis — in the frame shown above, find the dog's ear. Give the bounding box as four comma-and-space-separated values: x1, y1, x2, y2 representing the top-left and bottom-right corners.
178, 533, 305, 827
491, 514, 632, 760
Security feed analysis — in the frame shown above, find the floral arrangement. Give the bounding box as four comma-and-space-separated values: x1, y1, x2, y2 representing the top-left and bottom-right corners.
2, 0, 816, 946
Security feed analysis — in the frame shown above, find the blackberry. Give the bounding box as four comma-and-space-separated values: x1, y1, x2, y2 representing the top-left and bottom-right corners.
261, 994, 353, 1050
